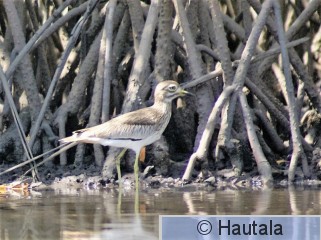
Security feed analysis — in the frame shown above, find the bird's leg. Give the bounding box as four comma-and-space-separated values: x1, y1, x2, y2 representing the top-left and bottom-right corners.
134, 150, 140, 190
134, 184, 139, 214
115, 148, 127, 186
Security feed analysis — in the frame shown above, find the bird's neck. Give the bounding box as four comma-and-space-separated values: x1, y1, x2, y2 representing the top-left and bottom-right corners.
152, 99, 172, 114
151, 100, 173, 131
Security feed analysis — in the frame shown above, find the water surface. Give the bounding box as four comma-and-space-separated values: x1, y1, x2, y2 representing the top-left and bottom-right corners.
0, 186, 320, 239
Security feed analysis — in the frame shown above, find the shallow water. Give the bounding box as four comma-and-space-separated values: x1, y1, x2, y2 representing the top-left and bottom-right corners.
0, 186, 320, 239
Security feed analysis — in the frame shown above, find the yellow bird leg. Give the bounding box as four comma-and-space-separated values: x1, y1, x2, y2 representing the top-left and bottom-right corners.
115, 148, 127, 187
135, 184, 139, 214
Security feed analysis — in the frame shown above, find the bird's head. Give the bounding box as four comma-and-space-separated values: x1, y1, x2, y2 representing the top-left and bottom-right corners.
154, 80, 191, 103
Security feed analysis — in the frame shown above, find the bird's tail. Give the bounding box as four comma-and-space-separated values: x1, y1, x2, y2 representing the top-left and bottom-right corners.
59, 134, 79, 144
59, 128, 90, 144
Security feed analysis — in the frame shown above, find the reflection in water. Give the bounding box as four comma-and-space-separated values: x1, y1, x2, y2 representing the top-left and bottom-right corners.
0, 187, 320, 239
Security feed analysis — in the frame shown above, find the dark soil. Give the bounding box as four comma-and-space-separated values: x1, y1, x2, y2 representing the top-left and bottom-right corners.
1, 160, 321, 191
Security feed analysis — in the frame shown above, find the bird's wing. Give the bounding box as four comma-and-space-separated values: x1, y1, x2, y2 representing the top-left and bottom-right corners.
73, 107, 164, 140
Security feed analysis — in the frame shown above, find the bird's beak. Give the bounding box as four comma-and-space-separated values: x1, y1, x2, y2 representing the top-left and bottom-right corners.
179, 88, 194, 97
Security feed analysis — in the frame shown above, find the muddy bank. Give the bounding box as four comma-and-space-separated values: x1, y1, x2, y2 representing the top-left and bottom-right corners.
1, 161, 321, 193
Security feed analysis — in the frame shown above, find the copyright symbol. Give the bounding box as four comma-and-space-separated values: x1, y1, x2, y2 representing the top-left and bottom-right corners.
197, 220, 212, 235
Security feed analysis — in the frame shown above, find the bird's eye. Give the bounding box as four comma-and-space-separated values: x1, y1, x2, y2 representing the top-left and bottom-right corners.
168, 84, 177, 92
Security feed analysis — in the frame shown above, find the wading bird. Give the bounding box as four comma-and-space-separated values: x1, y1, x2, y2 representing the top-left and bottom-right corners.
60, 80, 190, 189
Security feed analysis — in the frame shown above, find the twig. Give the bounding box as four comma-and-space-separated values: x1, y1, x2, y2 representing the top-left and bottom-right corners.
272, 0, 310, 180
238, 92, 272, 183
155, 0, 174, 82
182, 37, 309, 90
251, 37, 309, 64
208, 0, 238, 161
254, 109, 287, 153
221, 13, 246, 42
0, 67, 35, 169
284, 0, 321, 41
230, 0, 274, 98
87, 3, 108, 167
113, 9, 131, 66
25, 0, 52, 93
196, 44, 220, 61
3, 0, 41, 118
173, 0, 214, 152
208, 0, 234, 84
102, 0, 117, 122
240, 0, 252, 39
22, 143, 78, 177
182, 85, 235, 181
5, 0, 75, 80
245, 78, 289, 127
31, 2, 88, 51
173, 0, 203, 79
121, 0, 160, 113
0, 142, 71, 177
127, 0, 145, 53
198, 0, 215, 72
28, 0, 100, 165
2, 0, 39, 178
249, 0, 321, 112
215, 0, 274, 161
